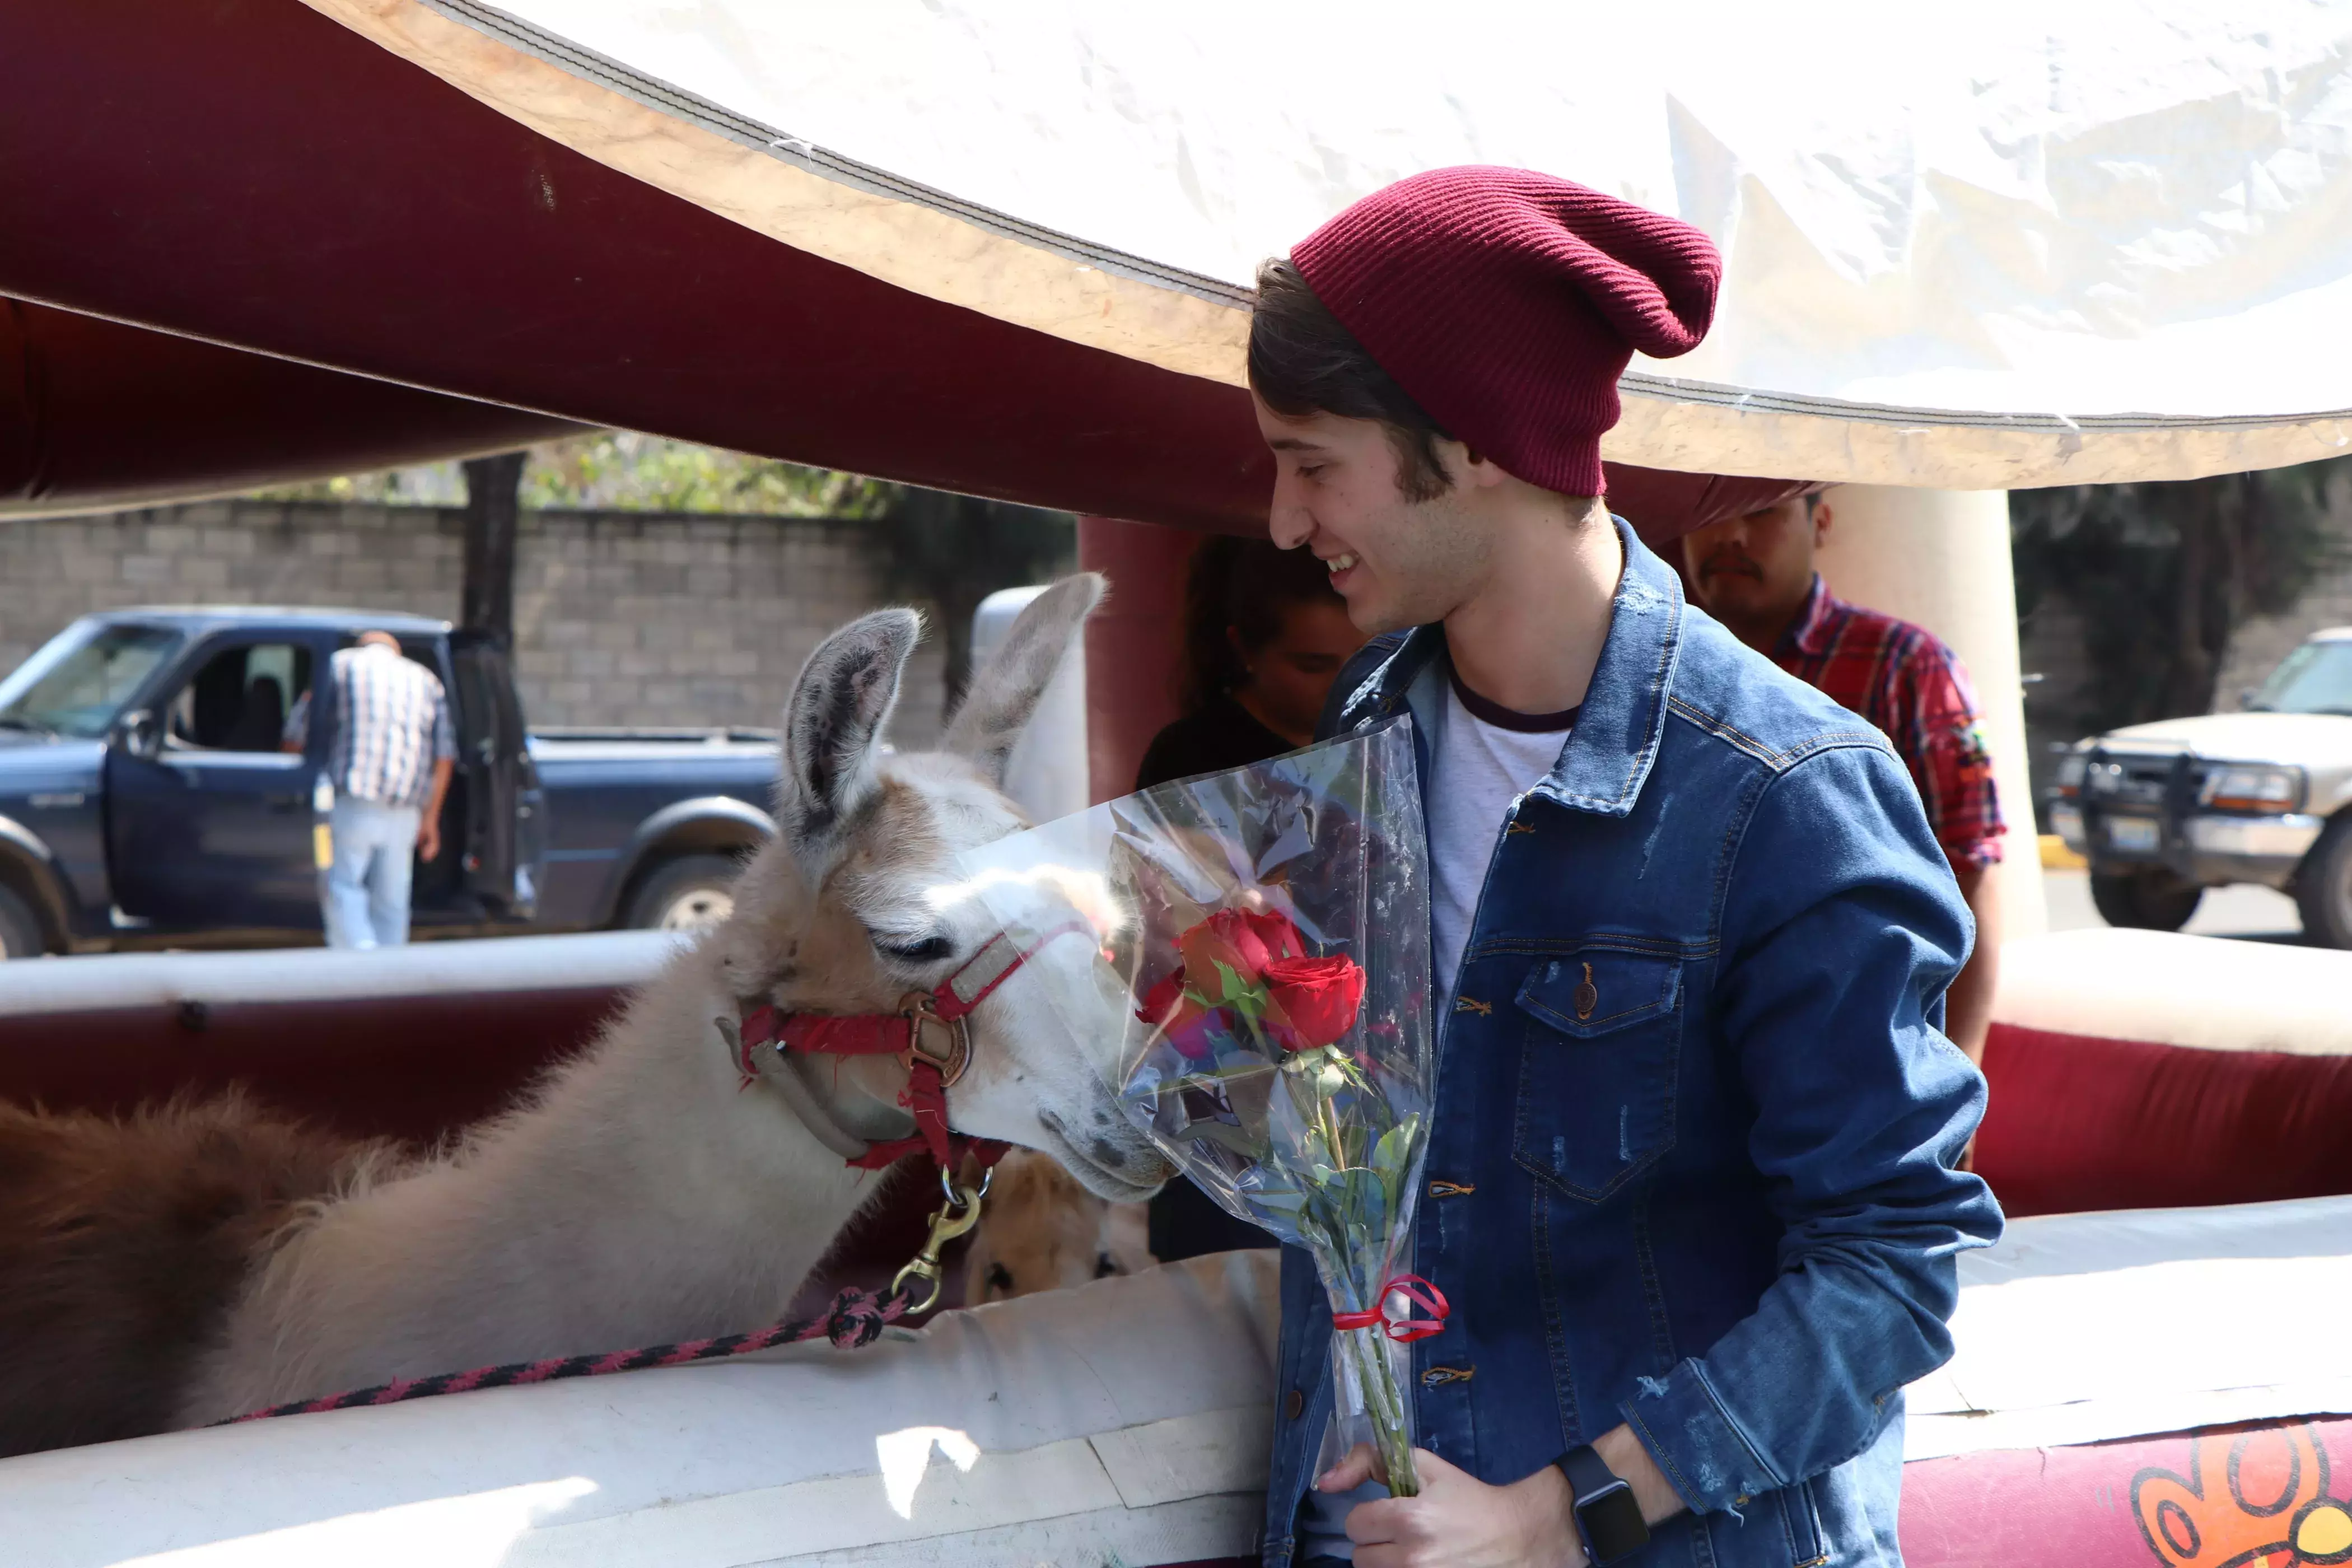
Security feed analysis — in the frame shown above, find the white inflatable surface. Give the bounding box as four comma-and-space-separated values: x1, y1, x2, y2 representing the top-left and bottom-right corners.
314, 0, 2352, 486
1, 1251, 1280, 1568
0, 929, 687, 1016
13, 1201, 2352, 1561
1994, 927, 2352, 1054
1911, 1194, 2352, 1458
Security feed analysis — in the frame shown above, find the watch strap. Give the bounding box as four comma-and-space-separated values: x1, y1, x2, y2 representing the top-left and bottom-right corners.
1555, 1443, 1651, 1564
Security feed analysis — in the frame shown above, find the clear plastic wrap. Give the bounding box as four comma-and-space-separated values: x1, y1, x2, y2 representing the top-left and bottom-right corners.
957, 718, 1436, 1493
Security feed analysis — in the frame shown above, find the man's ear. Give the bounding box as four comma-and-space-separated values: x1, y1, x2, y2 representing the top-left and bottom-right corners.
1455, 442, 1510, 489
1813, 501, 1834, 548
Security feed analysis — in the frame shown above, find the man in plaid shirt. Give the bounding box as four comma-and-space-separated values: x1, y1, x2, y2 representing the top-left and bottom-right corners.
282, 631, 456, 949
1682, 492, 2005, 1063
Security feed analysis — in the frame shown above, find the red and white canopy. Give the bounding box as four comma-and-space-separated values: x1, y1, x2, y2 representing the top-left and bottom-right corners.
324, 0, 2352, 488
6, 2, 2350, 521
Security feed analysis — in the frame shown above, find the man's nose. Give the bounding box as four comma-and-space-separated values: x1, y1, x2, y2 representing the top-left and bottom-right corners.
1267, 484, 1314, 551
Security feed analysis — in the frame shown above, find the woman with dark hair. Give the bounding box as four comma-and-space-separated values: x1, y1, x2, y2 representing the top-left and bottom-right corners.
1136, 534, 1366, 1263
1135, 535, 1366, 790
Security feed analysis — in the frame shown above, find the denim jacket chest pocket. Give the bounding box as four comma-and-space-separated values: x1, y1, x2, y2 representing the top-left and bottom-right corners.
1511, 948, 1684, 1201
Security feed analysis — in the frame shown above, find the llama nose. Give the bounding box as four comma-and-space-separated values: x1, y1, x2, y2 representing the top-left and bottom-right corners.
1088, 1138, 1130, 1169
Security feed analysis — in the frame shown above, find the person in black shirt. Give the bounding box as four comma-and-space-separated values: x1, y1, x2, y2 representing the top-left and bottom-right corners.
1136, 536, 1366, 786
1136, 534, 1366, 1261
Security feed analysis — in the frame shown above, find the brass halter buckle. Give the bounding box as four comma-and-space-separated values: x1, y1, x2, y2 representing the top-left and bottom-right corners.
899, 991, 973, 1088
889, 1165, 991, 1315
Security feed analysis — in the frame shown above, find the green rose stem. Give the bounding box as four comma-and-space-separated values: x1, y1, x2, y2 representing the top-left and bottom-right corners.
1277, 1040, 1421, 1499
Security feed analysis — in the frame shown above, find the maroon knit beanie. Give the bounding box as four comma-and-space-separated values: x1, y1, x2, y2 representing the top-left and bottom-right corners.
1290, 166, 1721, 497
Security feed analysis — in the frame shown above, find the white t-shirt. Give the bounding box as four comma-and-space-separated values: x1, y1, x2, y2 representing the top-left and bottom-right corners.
1427, 675, 1576, 1005
1294, 671, 1575, 1564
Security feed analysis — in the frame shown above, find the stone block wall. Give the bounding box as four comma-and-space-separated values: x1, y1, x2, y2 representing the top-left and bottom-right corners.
0, 499, 950, 746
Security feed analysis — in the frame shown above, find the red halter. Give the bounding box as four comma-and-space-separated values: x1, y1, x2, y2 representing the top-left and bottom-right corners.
731, 919, 1092, 1171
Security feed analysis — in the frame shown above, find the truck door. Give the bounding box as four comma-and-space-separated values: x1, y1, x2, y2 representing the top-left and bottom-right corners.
105, 637, 324, 931
449, 632, 544, 920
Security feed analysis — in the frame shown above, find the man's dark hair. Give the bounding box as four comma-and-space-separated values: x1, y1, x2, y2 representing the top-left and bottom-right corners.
1249, 258, 1454, 502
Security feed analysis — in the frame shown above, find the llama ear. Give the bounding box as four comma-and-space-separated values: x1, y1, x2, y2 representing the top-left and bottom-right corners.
945, 572, 1104, 787
780, 607, 920, 843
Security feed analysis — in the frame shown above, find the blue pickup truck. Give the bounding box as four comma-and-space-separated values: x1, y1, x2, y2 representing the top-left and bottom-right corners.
0, 608, 781, 956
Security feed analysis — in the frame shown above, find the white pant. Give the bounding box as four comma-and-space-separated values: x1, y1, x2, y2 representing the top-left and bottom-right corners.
321, 796, 420, 949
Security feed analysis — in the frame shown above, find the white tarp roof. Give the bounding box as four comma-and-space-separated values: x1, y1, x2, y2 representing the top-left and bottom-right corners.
315, 0, 2352, 488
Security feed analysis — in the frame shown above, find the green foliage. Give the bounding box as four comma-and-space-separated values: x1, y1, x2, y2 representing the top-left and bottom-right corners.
517, 432, 898, 517
254, 432, 898, 517
2011, 458, 2352, 730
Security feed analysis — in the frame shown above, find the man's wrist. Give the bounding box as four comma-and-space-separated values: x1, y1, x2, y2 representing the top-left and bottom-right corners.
1508, 1460, 1588, 1567
1591, 1424, 1686, 1524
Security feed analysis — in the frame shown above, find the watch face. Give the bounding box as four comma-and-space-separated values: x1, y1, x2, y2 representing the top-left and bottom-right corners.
1580, 1481, 1650, 1563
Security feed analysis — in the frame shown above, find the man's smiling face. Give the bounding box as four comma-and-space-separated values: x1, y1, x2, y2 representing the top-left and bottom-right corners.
1252, 394, 1492, 637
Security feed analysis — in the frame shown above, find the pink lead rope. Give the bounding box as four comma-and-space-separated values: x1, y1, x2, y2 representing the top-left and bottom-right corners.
217, 1282, 917, 1425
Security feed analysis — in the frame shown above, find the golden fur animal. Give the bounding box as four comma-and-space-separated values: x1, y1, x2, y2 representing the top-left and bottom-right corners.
961, 1149, 1154, 1304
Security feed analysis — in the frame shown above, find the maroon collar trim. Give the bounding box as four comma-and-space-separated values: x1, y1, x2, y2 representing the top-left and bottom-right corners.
1448, 666, 1580, 733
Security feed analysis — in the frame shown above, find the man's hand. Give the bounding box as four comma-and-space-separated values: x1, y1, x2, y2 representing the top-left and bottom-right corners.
418, 816, 442, 863
1320, 1444, 1584, 1568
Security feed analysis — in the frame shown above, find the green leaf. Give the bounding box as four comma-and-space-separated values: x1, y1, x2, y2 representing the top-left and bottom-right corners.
1371, 1116, 1421, 1180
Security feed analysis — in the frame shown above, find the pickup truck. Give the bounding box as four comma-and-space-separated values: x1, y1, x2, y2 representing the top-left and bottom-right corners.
0, 607, 780, 956
2048, 626, 2352, 947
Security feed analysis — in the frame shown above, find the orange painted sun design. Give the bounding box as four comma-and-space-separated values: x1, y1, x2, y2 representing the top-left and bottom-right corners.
2134, 1426, 2352, 1568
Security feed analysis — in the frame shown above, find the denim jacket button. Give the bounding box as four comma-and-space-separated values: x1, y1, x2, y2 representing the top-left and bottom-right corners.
1285, 1388, 1305, 1421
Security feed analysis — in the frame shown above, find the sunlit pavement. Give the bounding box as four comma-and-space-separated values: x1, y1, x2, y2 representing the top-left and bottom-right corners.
2041, 867, 2307, 944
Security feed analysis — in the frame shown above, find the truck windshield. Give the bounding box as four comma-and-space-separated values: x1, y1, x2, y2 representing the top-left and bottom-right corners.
2250, 639, 2352, 717
0, 622, 185, 739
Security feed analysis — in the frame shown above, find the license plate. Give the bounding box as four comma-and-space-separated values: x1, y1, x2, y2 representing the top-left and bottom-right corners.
2106, 816, 2160, 852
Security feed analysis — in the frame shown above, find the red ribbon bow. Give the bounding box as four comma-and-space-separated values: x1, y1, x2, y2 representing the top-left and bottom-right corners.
1331, 1275, 1449, 1342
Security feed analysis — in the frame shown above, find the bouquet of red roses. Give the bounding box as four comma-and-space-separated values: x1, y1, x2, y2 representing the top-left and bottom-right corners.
958, 719, 1436, 1494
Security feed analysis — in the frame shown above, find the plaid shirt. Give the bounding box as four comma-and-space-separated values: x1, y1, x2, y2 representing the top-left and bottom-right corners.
283, 644, 456, 810
1774, 576, 2005, 866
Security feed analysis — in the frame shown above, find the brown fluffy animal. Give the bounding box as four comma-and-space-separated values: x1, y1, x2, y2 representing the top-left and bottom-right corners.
0, 1095, 390, 1458
962, 1149, 1154, 1305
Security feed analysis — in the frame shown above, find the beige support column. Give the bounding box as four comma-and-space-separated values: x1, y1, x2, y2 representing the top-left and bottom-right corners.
1811, 486, 2045, 937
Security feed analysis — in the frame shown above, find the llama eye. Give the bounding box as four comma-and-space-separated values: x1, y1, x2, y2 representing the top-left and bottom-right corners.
1094, 1252, 1121, 1278
985, 1261, 1014, 1296
875, 933, 954, 964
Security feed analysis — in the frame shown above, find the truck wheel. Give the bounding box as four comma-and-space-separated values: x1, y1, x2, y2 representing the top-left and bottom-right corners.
2294, 815, 2352, 949
0, 883, 45, 958
625, 853, 740, 933
2088, 867, 2204, 932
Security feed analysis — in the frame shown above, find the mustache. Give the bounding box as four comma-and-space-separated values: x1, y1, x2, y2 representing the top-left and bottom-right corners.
1696, 551, 1763, 581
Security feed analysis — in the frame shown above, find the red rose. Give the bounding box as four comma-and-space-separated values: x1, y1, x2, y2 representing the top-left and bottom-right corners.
1262, 954, 1366, 1049
1136, 967, 1188, 1026
1178, 907, 1306, 995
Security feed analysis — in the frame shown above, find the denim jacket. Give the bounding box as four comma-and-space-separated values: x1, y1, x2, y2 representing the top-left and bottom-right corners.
1264, 521, 2003, 1567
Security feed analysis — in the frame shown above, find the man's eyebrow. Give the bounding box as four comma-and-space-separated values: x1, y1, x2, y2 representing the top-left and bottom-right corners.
1265, 436, 1329, 452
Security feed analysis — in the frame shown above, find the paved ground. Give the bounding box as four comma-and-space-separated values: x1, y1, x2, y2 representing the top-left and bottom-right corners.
2041, 866, 2308, 943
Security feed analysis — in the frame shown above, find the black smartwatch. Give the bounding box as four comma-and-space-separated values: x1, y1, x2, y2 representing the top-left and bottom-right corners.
1556, 1443, 1650, 1565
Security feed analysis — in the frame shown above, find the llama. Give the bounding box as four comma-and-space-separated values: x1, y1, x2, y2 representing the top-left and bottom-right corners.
0, 575, 1170, 1457
961, 1149, 1155, 1305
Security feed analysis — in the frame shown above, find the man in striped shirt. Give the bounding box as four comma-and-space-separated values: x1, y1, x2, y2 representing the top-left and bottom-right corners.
282, 631, 456, 949
1682, 491, 2006, 1065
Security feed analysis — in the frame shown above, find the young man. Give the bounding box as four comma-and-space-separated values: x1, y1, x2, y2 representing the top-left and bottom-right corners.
282, 630, 455, 949
1250, 167, 2001, 1567
1680, 495, 2006, 1062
